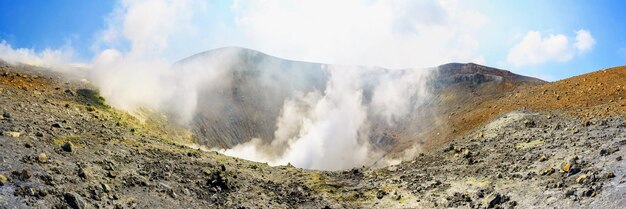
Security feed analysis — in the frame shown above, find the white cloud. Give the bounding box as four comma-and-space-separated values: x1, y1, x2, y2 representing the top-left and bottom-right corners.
93, 0, 204, 59
574, 29, 595, 53
507, 29, 595, 67
231, 0, 488, 69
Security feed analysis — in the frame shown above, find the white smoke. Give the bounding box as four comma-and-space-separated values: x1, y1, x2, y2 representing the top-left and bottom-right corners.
89, 0, 207, 119
222, 65, 433, 170
0, 41, 87, 74
89, 0, 439, 170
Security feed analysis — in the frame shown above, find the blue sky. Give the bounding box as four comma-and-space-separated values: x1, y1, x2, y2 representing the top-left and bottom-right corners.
0, 0, 625, 81
0, 0, 113, 58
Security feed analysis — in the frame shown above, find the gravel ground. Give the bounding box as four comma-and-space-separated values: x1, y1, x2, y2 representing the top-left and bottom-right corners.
1, 63, 625, 208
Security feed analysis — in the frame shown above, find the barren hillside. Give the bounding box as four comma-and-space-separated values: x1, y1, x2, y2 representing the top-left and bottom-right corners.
0, 61, 625, 208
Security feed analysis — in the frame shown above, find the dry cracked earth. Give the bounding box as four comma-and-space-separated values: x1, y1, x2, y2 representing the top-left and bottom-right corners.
1, 62, 626, 209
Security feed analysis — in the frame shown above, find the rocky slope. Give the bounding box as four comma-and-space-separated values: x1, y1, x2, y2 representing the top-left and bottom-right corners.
387, 62, 546, 155
176, 48, 328, 149
0, 61, 625, 208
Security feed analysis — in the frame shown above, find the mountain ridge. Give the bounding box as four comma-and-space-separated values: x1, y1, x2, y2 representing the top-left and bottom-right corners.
173, 47, 546, 157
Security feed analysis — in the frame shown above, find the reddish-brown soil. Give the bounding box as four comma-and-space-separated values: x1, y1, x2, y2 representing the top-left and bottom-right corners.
420, 65, 626, 151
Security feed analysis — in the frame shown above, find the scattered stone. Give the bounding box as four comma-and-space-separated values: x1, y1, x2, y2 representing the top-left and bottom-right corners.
446, 192, 472, 207
556, 181, 564, 188
101, 183, 111, 193
64, 192, 86, 209
600, 147, 620, 156
477, 131, 484, 138
606, 172, 616, 178
62, 142, 74, 152
577, 174, 588, 184
617, 156, 623, 161
38, 153, 48, 163
65, 89, 76, 96
168, 189, 178, 199
2, 131, 21, 138
560, 157, 580, 175
540, 167, 555, 176
2, 112, 11, 119
18, 170, 32, 181
78, 167, 90, 179
206, 170, 228, 191
51, 123, 62, 128
523, 119, 536, 128
582, 188, 595, 197
107, 171, 118, 178
24, 142, 33, 148
462, 149, 472, 158
560, 162, 572, 173
476, 189, 485, 198
376, 190, 387, 199
0, 174, 7, 186
539, 154, 548, 162
482, 193, 508, 208
564, 189, 576, 197
394, 194, 402, 200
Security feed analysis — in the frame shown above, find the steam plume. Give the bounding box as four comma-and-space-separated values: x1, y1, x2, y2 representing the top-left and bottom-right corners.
0, 0, 440, 170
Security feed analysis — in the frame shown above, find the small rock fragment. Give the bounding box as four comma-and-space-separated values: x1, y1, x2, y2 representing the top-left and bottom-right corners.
168, 189, 178, 199
64, 89, 76, 96
78, 167, 89, 179
376, 190, 387, 199
582, 188, 595, 197
523, 120, 536, 128
560, 162, 572, 173
394, 194, 402, 200
38, 153, 48, 163
577, 174, 588, 184
606, 172, 615, 178
107, 171, 118, 178
564, 189, 575, 197
600, 147, 619, 156
560, 157, 580, 175
482, 193, 508, 208
2, 131, 20, 138
101, 183, 111, 193
0, 174, 7, 186
540, 167, 555, 176
62, 142, 74, 152
206, 170, 228, 190
64, 192, 86, 209
19, 170, 32, 181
